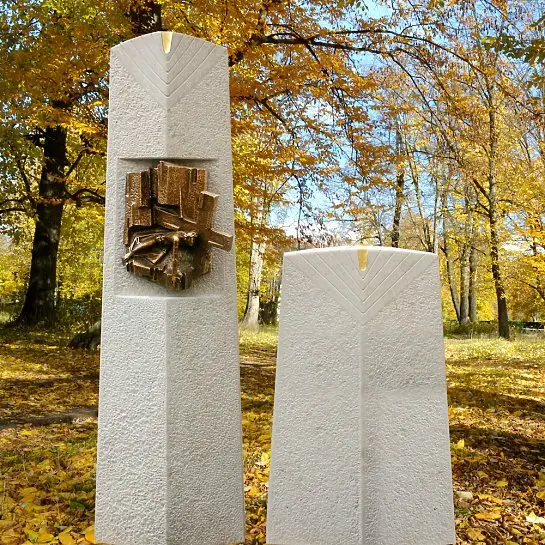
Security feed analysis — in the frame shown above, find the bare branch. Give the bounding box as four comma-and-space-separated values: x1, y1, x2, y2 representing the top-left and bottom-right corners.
471, 177, 490, 202
0, 207, 27, 214
65, 149, 87, 179
66, 187, 105, 206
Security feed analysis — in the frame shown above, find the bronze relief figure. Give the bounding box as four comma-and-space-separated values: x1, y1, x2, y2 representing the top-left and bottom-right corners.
123, 161, 233, 290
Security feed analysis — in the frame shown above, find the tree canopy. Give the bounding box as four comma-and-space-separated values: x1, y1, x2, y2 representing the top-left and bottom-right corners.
1, 0, 545, 335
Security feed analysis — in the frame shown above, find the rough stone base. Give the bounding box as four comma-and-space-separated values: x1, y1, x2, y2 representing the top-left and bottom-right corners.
95, 296, 244, 545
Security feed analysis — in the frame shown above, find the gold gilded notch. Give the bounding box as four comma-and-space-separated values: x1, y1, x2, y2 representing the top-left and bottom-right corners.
162, 31, 173, 54
357, 248, 368, 271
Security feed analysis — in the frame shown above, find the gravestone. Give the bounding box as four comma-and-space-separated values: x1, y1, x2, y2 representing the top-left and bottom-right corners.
95, 32, 244, 545
267, 246, 456, 545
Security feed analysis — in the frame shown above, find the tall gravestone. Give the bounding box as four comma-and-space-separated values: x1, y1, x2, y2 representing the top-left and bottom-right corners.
95, 32, 244, 545
267, 246, 456, 545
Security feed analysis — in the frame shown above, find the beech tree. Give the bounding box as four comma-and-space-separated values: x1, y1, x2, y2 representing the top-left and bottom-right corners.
0, 1, 165, 325
0, 1, 116, 324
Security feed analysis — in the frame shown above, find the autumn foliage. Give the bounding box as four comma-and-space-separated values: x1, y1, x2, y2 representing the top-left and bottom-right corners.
0, 0, 545, 330
0, 329, 545, 544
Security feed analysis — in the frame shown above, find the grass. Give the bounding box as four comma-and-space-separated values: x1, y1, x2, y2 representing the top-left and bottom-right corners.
446, 338, 545, 545
0, 328, 544, 544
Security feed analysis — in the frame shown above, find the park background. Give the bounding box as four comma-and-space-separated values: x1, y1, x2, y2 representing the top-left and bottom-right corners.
1, 1, 545, 544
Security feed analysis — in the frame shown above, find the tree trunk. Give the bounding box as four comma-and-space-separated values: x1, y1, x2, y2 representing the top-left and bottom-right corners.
468, 245, 477, 322
442, 192, 460, 322
459, 245, 469, 324
487, 84, 510, 339
259, 275, 281, 325
443, 242, 461, 323
391, 171, 404, 248
128, 1, 163, 34
490, 219, 509, 338
17, 126, 68, 325
391, 128, 404, 248
240, 239, 266, 329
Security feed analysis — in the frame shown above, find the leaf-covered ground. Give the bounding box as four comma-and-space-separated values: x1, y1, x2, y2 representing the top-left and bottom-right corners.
446, 339, 545, 545
1, 328, 544, 544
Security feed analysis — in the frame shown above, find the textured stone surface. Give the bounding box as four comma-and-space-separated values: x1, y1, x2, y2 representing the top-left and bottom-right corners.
95, 32, 244, 545
267, 246, 456, 545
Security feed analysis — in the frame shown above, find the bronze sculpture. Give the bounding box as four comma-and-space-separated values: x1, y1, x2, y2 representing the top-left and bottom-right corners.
123, 161, 233, 290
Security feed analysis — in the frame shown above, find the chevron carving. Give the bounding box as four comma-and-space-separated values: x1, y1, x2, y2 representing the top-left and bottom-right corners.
113, 32, 225, 109
290, 248, 434, 323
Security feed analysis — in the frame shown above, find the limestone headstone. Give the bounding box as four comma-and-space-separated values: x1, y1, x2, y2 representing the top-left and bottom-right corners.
95, 32, 244, 545
267, 246, 456, 545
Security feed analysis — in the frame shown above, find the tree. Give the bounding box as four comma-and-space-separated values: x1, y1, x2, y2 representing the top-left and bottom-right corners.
0, 1, 117, 324
371, 0, 529, 337
0, 0, 166, 326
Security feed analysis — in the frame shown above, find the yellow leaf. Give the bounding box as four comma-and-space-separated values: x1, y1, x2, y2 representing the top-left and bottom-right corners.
495, 480, 508, 487
455, 439, 465, 449
58, 531, 77, 545
19, 487, 38, 497
37, 528, 54, 542
26, 531, 39, 542
36, 459, 51, 470
477, 471, 488, 479
83, 526, 95, 544
475, 511, 502, 520
466, 527, 486, 540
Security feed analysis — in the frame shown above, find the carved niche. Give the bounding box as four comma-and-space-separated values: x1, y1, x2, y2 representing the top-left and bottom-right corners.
123, 161, 232, 290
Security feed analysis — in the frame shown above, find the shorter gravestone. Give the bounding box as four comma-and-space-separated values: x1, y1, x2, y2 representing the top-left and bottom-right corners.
267, 246, 456, 545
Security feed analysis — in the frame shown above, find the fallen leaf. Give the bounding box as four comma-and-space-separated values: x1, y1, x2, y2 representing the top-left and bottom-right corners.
58, 530, 77, 545
83, 526, 95, 544
19, 487, 38, 498
466, 527, 486, 540
25, 531, 39, 542
457, 490, 474, 500
475, 511, 502, 520
525, 512, 545, 524
37, 528, 54, 542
